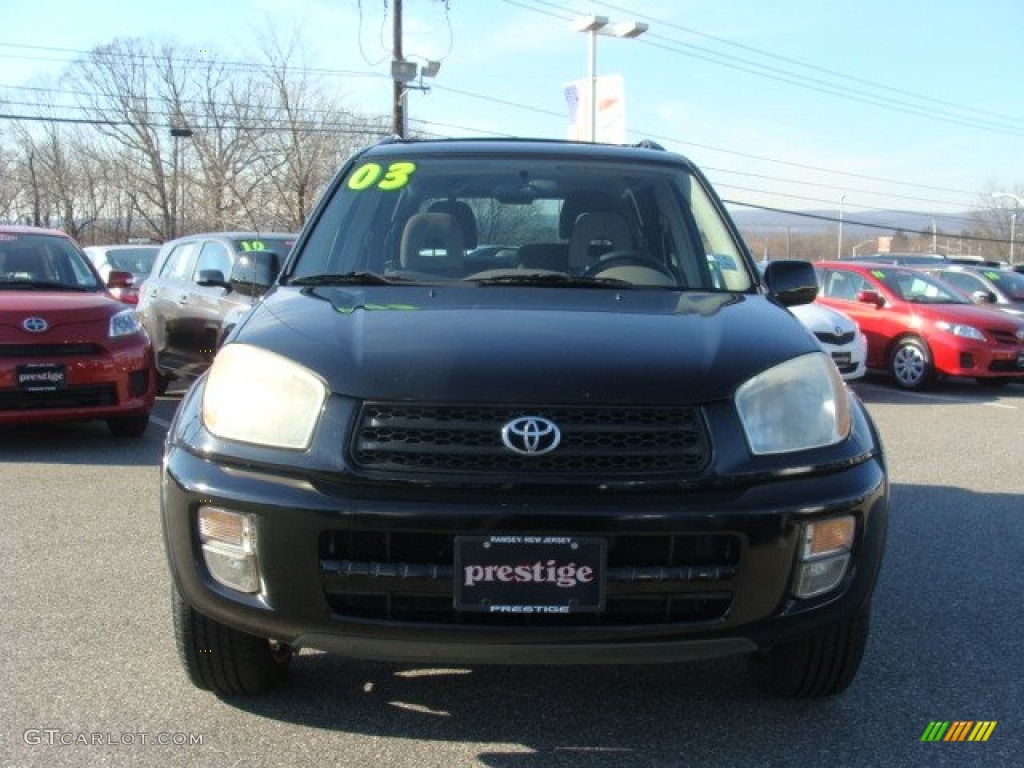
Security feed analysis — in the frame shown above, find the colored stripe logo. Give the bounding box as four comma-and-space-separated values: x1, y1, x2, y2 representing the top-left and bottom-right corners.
921, 721, 997, 742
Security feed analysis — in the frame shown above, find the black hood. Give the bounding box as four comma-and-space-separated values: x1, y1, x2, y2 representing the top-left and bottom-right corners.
235, 286, 818, 405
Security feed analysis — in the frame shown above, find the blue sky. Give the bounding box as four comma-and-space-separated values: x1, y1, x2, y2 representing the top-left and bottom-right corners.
2, 0, 1022, 216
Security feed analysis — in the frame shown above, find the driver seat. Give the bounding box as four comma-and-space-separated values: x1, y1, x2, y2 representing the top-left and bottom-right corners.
567, 211, 635, 272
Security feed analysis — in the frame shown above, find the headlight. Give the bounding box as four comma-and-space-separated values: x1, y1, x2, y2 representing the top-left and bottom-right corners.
109, 308, 143, 338
735, 352, 851, 455
935, 321, 985, 341
203, 344, 327, 449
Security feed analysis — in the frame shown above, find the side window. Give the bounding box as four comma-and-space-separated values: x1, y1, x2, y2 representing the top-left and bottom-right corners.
160, 242, 199, 280
194, 241, 233, 281
822, 270, 864, 300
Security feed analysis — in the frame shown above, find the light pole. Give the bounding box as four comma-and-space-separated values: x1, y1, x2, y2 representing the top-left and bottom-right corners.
992, 192, 1023, 265
170, 126, 193, 239
837, 194, 846, 259
571, 15, 648, 142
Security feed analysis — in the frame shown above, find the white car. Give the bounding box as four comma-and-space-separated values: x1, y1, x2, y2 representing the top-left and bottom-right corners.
790, 302, 867, 381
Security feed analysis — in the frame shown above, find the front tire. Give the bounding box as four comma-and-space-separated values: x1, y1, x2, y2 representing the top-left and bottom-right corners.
888, 337, 933, 390
172, 586, 291, 695
748, 609, 870, 698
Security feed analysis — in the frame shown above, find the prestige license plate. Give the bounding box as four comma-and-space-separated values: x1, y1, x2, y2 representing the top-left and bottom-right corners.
17, 363, 67, 391
454, 535, 606, 614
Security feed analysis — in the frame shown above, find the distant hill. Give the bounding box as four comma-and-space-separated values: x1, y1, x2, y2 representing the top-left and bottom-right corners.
728, 207, 974, 236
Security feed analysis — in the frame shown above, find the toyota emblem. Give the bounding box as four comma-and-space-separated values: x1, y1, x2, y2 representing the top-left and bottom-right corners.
501, 416, 561, 456
21, 316, 48, 333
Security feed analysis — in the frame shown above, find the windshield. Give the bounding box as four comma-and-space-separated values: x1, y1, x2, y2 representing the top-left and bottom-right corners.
289, 154, 753, 291
0, 233, 102, 291
872, 268, 968, 304
980, 268, 1024, 301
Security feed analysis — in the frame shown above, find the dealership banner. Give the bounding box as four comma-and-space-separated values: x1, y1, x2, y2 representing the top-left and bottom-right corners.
565, 73, 625, 143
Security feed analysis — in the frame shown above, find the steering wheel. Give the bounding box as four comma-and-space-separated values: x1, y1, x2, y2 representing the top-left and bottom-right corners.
582, 251, 676, 281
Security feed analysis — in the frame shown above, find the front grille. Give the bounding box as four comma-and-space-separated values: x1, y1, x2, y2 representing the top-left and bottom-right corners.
352, 403, 710, 477
1, 343, 103, 358
814, 330, 855, 346
987, 329, 1022, 346
0, 385, 117, 412
319, 529, 739, 626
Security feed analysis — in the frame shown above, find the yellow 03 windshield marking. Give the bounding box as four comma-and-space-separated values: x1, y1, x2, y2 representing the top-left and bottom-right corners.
348, 161, 417, 191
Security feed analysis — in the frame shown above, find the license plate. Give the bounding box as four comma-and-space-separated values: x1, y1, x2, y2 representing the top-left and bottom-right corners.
454, 535, 606, 614
17, 363, 67, 391
831, 351, 852, 367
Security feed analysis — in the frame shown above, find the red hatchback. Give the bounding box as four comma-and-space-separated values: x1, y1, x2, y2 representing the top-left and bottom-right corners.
815, 261, 1024, 389
1, 226, 156, 436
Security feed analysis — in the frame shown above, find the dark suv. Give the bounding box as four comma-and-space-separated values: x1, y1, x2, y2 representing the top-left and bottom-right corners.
137, 231, 294, 392
162, 138, 888, 698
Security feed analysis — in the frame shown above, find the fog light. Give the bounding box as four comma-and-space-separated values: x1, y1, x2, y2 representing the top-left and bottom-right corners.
794, 516, 855, 599
794, 554, 851, 598
198, 506, 260, 593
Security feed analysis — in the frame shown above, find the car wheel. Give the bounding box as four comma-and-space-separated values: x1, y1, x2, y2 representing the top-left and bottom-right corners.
748, 608, 870, 698
888, 337, 932, 390
107, 410, 150, 438
171, 585, 291, 695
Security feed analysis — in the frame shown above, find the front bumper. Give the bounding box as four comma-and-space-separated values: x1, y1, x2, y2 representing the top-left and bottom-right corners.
163, 442, 888, 665
0, 336, 154, 425
932, 337, 1024, 378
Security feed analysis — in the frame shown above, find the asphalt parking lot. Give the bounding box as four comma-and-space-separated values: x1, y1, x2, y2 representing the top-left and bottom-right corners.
1, 375, 1021, 767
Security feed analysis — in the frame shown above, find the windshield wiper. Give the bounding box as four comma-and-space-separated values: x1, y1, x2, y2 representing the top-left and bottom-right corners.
290, 272, 407, 287
466, 273, 634, 289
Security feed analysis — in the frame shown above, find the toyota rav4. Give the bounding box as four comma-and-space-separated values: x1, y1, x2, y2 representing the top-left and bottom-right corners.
162, 138, 888, 698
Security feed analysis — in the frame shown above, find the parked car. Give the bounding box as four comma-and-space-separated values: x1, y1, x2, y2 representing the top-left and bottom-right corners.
791, 302, 867, 380
815, 261, 1024, 389
920, 264, 1024, 318
758, 262, 866, 380
136, 231, 295, 393
0, 225, 155, 436
846, 253, 1003, 268
83, 243, 160, 304
162, 138, 889, 699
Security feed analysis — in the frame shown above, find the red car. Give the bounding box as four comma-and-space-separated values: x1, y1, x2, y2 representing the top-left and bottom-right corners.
1, 226, 156, 436
815, 261, 1024, 389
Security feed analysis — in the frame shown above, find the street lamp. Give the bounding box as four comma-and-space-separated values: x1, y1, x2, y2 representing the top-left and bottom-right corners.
571, 15, 648, 142
992, 192, 1023, 265
837, 194, 846, 260
391, 58, 441, 137
170, 126, 193, 239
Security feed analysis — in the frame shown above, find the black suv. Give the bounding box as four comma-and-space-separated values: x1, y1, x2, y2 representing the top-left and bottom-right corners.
137, 231, 294, 392
162, 138, 888, 698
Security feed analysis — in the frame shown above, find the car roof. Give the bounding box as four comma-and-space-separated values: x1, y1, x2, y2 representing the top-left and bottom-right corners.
357, 136, 694, 167
0, 224, 74, 239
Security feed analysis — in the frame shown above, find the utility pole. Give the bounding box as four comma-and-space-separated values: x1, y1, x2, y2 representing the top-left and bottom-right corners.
391, 0, 405, 137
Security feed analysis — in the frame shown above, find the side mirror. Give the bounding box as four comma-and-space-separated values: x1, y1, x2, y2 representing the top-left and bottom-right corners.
762, 260, 817, 306
857, 289, 884, 307
970, 290, 997, 305
229, 250, 279, 297
196, 269, 229, 289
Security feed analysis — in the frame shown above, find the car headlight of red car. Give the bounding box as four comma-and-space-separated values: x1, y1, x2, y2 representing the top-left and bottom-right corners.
935, 321, 985, 341
109, 308, 144, 338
